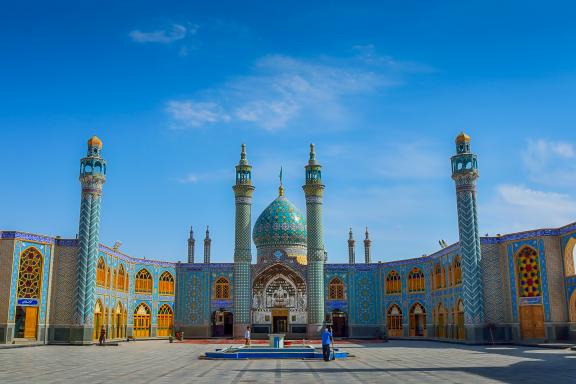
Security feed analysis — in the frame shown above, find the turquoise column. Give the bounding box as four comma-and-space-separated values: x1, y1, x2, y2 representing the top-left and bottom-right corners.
74, 136, 106, 344
451, 133, 485, 342
233, 144, 255, 337
303, 144, 325, 337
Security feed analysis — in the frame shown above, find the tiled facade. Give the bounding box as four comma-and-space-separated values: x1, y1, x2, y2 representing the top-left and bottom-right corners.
0, 135, 575, 345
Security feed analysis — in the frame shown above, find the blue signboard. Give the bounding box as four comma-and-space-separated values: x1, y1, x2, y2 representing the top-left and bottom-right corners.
519, 296, 542, 305
17, 298, 38, 306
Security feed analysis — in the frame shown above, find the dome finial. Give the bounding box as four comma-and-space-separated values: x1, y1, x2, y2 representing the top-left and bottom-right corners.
278, 166, 284, 196
456, 131, 471, 144
309, 143, 316, 162
87, 135, 103, 149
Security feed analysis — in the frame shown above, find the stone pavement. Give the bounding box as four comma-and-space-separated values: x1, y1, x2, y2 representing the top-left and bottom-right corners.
0, 340, 574, 383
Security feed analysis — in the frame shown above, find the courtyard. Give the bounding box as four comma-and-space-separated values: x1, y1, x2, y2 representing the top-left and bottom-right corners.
0, 340, 574, 383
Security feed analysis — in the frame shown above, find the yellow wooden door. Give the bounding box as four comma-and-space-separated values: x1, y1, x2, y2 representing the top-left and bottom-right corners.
520, 305, 545, 339
24, 307, 38, 339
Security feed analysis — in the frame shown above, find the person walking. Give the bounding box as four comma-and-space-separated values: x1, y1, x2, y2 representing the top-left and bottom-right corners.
321, 326, 333, 361
244, 326, 251, 346
98, 326, 106, 346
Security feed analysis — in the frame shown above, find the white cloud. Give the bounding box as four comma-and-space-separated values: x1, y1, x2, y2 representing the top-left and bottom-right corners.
178, 174, 198, 184
522, 139, 576, 187
165, 49, 418, 131
165, 101, 230, 129
481, 184, 576, 233
129, 24, 190, 44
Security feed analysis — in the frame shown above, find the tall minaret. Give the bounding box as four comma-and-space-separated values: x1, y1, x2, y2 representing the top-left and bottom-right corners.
232, 143, 255, 337
364, 227, 372, 263
348, 228, 355, 264
187, 226, 195, 263
303, 144, 325, 337
74, 136, 106, 344
203, 226, 211, 264
451, 132, 485, 338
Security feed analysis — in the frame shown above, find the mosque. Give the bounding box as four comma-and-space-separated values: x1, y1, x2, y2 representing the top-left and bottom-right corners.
0, 134, 575, 346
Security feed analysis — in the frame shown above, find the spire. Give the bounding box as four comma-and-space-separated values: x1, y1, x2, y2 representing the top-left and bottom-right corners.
348, 228, 356, 265
187, 226, 195, 263
204, 225, 211, 264
278, 166, 284, 196
239, 143, 248, 165
364, 227, 372, 263
308, 143, 317, 165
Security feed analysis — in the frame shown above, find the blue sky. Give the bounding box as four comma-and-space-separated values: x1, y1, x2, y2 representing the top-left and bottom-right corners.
1, 1, 575, 263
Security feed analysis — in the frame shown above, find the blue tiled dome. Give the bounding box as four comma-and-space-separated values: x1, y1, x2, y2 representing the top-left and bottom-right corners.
253, 196, 307, 247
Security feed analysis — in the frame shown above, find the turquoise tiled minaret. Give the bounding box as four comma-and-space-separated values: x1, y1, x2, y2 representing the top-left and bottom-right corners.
233, 144, 254, 337
303, 144, 325, 337
451, 132, 485, 340
74, 136, 106, 344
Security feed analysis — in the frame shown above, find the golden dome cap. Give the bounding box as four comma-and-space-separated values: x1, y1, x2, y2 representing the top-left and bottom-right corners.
88, 135, 103, 148
455, 132, 471, 144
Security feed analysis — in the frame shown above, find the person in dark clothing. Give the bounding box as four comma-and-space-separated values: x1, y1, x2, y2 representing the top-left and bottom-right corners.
321, 326, 333, 361
99, 326, 106, 345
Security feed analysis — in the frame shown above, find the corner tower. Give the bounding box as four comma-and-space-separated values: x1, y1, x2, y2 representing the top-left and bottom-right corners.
74, 135, 106, 344
233, 144, 255, 337
303, 144, 325, 337
451, 132, 485, 340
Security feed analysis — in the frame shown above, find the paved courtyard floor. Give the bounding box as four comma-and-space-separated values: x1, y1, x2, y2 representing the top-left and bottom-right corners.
0, 340, 575, 383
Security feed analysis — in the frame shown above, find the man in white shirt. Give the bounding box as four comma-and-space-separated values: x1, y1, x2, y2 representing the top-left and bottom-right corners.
244, 326, 251, 346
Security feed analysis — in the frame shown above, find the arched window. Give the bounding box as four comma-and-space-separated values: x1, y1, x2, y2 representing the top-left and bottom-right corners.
133, 303, 151, 338
112, 269, 118, 290
17, 247, 43, 299
387, 304, 403, 337
453, 256, 462, 286
328, 277, 345, 300
111, 301, 125, 339
157, 304, 174, 337
159, 272, 175, 295
385, 270, 401, 294
434, 264, 443, 290
117, 264, 126, 292
564, 238, 576, 277
106, 267, 111, 289
96, 257, 106, 287
516, 246, 542, 298
214, 277, 231, 299
135, 269, 153, 294
408, 268, 425, 293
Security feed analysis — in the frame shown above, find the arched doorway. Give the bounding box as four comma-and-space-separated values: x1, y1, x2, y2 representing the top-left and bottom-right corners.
330, 310, 348, 337
134, 303, 151, 338
387, 304, 403, 337
455, 300, 465, 340
252, 263, 307, 335
212, 310, 233, 337
93, 299, 104, 340
435, 303, 447, 338
14, 247, 43, 340
516, 246, 545, 339
157, 304, 174, 337
111, 302, 125, 339
569, 291, 576, 324
409, 303, 427, 337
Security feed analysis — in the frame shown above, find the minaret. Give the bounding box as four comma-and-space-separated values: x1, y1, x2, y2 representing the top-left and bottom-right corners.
232, 143, 255, 337
348, 228, 355, 264
303, 144, 325, 337
451, 132, 485, 339
364, 227, 372, 264
74, 135, 106, 344
187, 226, 195, 263
203, 226, 211, 264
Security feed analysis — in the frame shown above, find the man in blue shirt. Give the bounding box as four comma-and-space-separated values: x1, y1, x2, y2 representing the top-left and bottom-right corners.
321, 326, 333, 361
